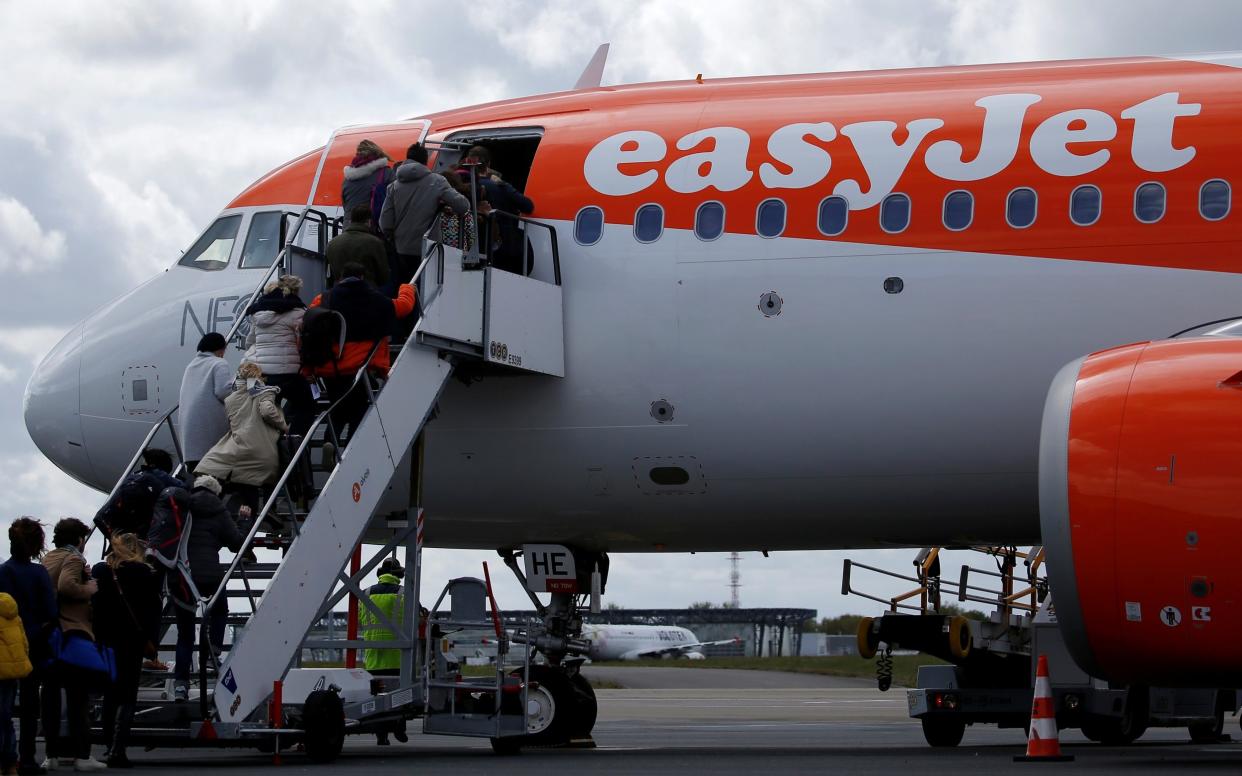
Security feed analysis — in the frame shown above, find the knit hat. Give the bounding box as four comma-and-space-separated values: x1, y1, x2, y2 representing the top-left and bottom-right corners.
193, 474, 222, 496
379, 557, 404, 579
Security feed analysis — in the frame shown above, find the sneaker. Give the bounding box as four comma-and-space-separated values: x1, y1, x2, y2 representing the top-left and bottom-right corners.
72, 759, 107, 772
393, 729, 408, 743
174, 681, 189, 703
321, 442, 336, 470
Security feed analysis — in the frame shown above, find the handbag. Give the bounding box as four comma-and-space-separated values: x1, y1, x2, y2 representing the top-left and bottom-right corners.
48, 628, 116, 685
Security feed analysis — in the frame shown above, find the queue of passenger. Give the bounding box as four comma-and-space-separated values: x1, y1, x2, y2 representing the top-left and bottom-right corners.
0, 138, 534, 771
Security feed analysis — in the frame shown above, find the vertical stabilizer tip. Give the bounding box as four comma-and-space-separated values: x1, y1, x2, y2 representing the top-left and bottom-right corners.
574, 43, 610, 90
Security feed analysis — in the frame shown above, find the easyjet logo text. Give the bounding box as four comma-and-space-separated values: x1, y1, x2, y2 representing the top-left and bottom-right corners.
583, 92, 1200, 209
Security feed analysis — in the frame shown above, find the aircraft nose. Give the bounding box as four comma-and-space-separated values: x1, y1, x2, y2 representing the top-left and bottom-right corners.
23, 325, 90, 481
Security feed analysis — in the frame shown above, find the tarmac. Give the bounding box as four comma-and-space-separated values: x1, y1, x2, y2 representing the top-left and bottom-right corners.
89, 667, 1242, 774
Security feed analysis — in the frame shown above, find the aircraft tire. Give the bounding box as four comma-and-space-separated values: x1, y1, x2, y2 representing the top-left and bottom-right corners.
921, 716, 966, 747
568, 672, 598, 738
515, 665, 574, 746
301, 689, 346, 763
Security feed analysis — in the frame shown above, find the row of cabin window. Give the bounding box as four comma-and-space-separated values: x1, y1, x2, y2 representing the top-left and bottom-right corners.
572, 179, 1233, 246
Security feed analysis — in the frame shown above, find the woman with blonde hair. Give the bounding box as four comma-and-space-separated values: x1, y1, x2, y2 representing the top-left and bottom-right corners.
194, 362, 289, 519
243, 274, 313, 437
90, 533, 160, 768
342, 138, 393, 228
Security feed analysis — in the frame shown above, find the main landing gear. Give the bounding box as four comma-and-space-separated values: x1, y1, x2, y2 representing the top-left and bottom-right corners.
499, 545, 608, 748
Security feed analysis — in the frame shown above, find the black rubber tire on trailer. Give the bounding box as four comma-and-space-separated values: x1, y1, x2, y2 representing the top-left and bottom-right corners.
921, 716, 966, 747
1087, 686, 1149, 746
490, 736, 523, 755
302, 690, 346, 764
1188, 690, 1230, 743
568, 672, 598, 738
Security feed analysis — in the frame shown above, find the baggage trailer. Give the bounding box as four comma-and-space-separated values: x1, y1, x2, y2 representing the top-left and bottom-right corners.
844, 547, 1239, 747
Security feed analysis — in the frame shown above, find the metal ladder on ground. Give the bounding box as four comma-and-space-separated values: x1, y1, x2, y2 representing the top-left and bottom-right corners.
99, 122, 566, 739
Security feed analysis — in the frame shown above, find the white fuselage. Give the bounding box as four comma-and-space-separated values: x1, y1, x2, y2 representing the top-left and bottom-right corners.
583, 624, 706, 661
24, 207, 1242, 552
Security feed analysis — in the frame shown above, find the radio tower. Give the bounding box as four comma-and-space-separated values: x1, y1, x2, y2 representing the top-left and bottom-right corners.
729, 552, 742, 608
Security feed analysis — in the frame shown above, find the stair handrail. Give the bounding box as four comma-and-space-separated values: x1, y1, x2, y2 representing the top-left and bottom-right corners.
205, 249, 442, 615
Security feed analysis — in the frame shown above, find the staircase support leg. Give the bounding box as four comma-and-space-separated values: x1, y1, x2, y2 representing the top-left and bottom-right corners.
346, 545, 361, 669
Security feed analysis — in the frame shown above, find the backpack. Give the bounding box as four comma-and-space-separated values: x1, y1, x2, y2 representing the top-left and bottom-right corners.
299, 300, 346, 369
94, 471, 161, 538
146, 486, 191, 570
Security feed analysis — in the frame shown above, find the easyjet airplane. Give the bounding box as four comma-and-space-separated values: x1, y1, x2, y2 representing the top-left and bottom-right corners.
21, 51, 1242, 730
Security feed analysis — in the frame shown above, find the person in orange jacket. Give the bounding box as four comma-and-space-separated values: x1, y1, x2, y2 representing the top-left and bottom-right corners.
306, 262, 416, 444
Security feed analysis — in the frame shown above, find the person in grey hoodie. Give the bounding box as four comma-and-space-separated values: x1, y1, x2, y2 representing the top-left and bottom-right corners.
378, 143, 470, 281
178, 333, 233, 472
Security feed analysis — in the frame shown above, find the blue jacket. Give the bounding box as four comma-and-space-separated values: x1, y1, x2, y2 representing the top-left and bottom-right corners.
0, 557, 57, 648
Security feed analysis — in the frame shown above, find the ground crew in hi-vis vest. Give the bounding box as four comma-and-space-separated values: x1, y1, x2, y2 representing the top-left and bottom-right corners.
361, 557, 408, 745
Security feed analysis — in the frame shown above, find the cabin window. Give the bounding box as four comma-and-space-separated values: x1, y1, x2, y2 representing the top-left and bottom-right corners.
1006, 188, 1037, 229
634, 204, 663, 243
239, 211, 284, 269
817, 196, 848, 236
1134, 182, 1166, 223
880, 193, 911, 233
574, 206, 604, 246
942, 190, 973, 231
756, 199, 786, 238
695, 201, 725, 241
1070, 185, 1101, 226
1200, 179, 1230, 221
178, 214, 242, 271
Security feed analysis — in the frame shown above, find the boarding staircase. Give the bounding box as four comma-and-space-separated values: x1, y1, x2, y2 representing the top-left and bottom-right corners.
100, 125, 565, 736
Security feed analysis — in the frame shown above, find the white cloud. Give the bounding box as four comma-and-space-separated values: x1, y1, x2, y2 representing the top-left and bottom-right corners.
3, 0, 1242, 617
0, 197, 66, 273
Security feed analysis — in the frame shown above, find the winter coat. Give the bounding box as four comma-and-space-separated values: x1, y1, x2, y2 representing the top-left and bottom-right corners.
0, 594, 31, 680
244, 291, 306, 376
325, 224, 390, 288
195, 380, 288, 487
0, 557, 56, 651
342, 157, 392, 226
43, 546, 94, 639
90, 561, 160, 658
179, 351, 234, 462
360, 573, 405, 671
305, 281, 416, 378
378, 162, 469, 256
184, 487, 245, 595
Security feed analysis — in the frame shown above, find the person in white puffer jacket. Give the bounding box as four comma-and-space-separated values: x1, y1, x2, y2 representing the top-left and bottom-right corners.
243, 275, 314, 436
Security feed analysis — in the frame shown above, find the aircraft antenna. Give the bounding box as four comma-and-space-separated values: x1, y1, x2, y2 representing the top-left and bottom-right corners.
729, 552, 742, 608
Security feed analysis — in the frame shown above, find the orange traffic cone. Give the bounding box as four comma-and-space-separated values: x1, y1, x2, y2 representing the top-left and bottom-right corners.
1014, 654, 1074, 762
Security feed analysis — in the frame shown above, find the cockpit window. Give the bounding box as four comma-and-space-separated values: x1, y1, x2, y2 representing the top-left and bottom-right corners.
178, 215, 242, 271
1171, 318, 1242, 339
240, 211, 284, 269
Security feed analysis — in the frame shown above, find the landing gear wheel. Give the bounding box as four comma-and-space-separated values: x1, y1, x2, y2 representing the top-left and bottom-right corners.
567, 672, 598, 738
1188, 690, 1230, 743
513, 665, 574, 747
301, 689, 345, 763
921, 716, 966, 747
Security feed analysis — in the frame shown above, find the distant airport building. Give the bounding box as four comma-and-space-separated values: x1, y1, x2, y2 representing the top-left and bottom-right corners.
798, 633, 859, 657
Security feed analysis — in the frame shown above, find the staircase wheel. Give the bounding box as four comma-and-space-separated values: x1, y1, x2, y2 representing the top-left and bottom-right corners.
302, 689, 346, 763
946, 616, 972, 659
857, 617, 879, 660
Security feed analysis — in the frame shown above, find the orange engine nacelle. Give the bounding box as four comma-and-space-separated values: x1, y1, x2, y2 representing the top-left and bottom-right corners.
1040, 336, 1242, 686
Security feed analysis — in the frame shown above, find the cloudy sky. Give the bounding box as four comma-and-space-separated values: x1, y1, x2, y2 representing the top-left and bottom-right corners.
1, 0, 1239, 619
